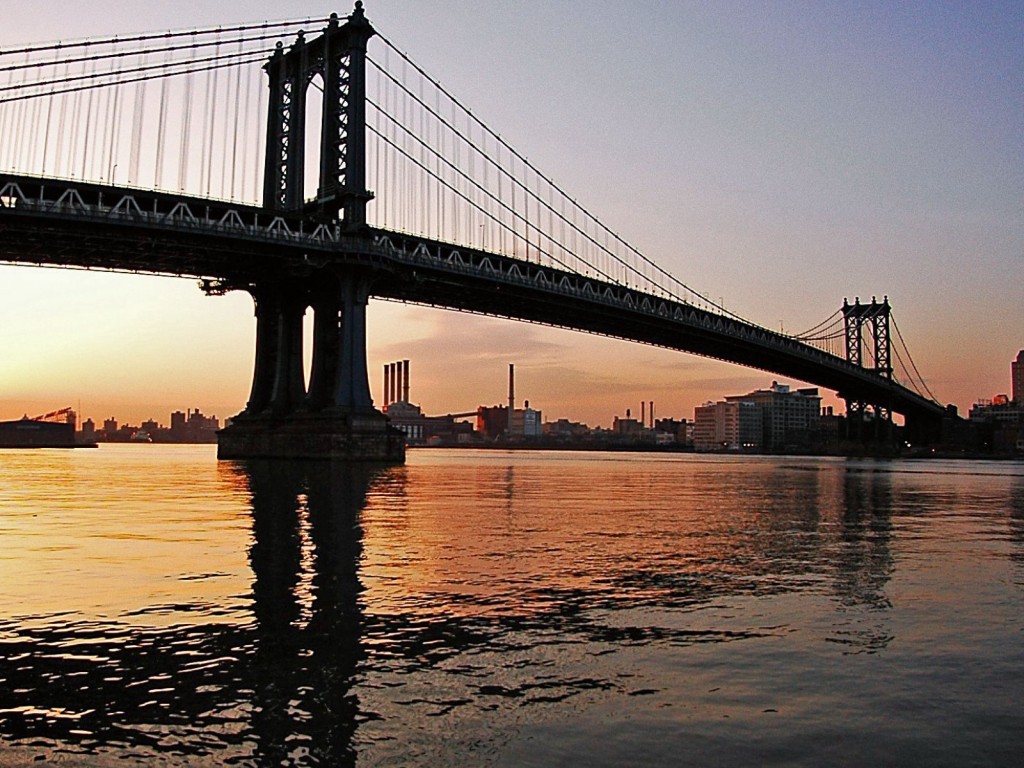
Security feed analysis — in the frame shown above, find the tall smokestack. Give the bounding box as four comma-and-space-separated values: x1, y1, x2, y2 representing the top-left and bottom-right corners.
508, 363, 515, 412
389, 362, 398, 404
403, 359, 410, 403
641, 401, 645, 426
650, 401, 654, 428
384, 364, 391, 406
395, 362, 404, 404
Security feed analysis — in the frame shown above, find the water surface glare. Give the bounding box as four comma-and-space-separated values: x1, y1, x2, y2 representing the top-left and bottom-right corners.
1, 445, 1022, 765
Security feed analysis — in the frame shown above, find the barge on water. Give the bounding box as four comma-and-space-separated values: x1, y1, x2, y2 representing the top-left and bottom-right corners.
0, 415, 96, 448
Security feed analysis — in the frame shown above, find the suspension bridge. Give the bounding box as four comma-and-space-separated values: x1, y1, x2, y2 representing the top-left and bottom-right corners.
0, 3, 948, 461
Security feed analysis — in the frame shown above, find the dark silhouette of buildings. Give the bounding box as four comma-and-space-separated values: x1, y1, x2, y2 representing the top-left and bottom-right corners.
80, 408, 221, 443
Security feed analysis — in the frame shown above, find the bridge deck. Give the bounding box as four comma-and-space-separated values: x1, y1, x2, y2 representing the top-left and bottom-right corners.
0, 173, 945, 425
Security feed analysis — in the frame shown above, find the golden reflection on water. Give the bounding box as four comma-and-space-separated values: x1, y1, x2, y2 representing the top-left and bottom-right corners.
358, 452, 899, 622
0, 445, 252, 624
1, 446, 1022, 766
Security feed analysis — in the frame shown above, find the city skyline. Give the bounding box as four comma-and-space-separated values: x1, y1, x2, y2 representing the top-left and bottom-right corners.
2, 1, 1022, 427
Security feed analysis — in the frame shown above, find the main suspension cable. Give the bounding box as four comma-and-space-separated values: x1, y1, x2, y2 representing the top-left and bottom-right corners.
0, 18, 325, 58
373, 33, 757, 326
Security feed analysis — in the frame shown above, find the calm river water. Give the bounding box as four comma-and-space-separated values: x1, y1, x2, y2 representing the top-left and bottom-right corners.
0, 445, 1022, 766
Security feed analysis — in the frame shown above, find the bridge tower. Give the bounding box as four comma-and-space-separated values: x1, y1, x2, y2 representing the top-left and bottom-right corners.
262, 3, 374, 225
842, 296, 893, 440
218, 2, 404, 462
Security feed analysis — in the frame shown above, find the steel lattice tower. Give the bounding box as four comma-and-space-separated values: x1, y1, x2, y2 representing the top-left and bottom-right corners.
843, 296, 893, 436
262, 2, 374, 226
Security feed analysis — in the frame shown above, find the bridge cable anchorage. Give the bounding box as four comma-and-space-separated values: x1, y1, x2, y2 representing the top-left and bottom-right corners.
369, 34, 759, 324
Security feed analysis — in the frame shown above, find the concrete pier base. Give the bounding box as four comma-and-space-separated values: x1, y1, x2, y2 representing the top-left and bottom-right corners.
217, 410, 405, 463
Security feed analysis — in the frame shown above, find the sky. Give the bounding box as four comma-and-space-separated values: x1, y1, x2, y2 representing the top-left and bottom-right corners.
1, 1, 1022, 428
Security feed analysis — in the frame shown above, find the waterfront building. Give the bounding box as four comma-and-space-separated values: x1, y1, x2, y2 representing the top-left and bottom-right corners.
543, 418, 588, 437
167, 409, 219, 443
967, 352, 1024, 454
508, 401, 542, 438
654, 417, 690, 445
725, 381, 822, 451
385, 401, 473, 445
1012, 349, 1023, 404
476, 406, 508, 440
693, 400, 763, 451
968, 397, 1024, 454
613, 409, 642, 437
170, 411, 186, 433
385, 401, 427, 443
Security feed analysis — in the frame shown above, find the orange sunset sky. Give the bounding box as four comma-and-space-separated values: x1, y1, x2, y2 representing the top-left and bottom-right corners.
1, 1, 1022, 428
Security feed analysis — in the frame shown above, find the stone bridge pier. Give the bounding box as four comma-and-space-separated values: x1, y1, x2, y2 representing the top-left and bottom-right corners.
217, 268, 405, 462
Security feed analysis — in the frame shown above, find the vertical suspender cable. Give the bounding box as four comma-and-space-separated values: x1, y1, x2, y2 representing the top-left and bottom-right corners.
179, 71, 193, 191
69, 80, 84, 178
253, 69, 266, 202
230, 38, 244, 200
209, 35, 222, 197
91, 87, 108, 180
383, 49, 391, 228
435, 85, 441, 241
155, 51, 170, 189
97, 77, 112, 181
200, 64, 212, 194
5, 59, 18, 168
0, 65, 9, 168
204, 43, 223, 197
401, 56, 408, 232
239, 63, 252, 202
40, 51, 58, 175
26, 77, 42, 171
372, 58, 380, 225
219, 35, 236, 199
80, 57, 95, 179
128, 75, 146, 184
108, 85, 122, 183
12, 56, 30, 171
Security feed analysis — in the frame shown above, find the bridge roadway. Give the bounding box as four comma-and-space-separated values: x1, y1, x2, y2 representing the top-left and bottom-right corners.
0, 173, 946, 431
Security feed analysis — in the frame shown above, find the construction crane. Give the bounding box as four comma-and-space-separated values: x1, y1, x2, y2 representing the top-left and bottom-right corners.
30, 407, 76, 423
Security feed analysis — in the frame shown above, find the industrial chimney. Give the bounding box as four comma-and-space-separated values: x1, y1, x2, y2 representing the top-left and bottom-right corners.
403, 359, 410, 403
508, 363, 515, 413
